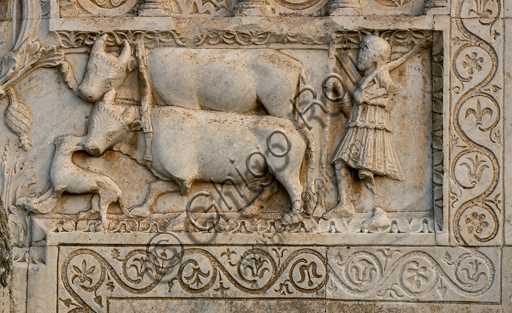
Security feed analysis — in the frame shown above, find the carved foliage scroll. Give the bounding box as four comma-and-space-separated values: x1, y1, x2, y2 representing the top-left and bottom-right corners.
57, 245, 499, 312
327, 246, 499, 302
450, 0, 503, 245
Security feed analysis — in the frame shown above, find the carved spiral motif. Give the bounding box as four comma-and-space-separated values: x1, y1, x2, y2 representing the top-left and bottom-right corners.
329, 251, 495, 298
399, 257, 438, 297
343, 252, 382, 292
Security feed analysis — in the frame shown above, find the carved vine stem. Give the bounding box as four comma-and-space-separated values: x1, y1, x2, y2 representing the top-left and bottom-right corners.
61, 248, 327, 311
0, 39, 78, 149
451, 0, 501, 244
328, 250, 494, 298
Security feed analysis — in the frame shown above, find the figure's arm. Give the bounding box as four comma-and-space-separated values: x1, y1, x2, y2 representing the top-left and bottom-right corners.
339, 92, 352, 117
383, 36, 433, 72
361, 71, 397, 107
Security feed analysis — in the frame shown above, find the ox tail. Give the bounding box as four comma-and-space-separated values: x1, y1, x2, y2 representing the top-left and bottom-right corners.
297, 122, 317, 216
299, 65, 307, 86
298, 122, 315, 185
292, 63, 308, 125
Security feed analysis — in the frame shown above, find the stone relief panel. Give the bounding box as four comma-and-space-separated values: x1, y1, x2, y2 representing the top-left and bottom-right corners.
326, 246, 500, 302
0, 26, 439, 243
0, 0, 510, 311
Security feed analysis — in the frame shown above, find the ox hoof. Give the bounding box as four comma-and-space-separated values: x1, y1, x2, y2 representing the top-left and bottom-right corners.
97, 222, 109, 232
322, 203, 355, 220
240, 205, 261, 219
281, 212, 303, 226
130, 206, 150, 218
16, 197, 36, 212
78, 211, 100, 220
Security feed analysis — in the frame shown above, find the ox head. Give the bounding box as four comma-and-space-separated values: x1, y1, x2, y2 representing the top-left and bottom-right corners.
84, 88, 142, 156
78, 35, 136, 103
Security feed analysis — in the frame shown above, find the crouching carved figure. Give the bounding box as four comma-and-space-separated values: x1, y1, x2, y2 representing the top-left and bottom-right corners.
18, 134, 131, 229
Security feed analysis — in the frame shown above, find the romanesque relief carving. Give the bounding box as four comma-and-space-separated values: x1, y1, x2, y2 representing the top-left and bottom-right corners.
0, 139, 36, 255
322, 35, 431, 221
0, 39, 77, 151
18, 134, 131, 230
76, 0, 139, 16
56, 244, 499, 312
9, 29, 438, 239
58, 245, 327, 311
449, 0, 502, 246
0, 0, 509, 310
54, 0, 432, 18
327, 246, 499, 302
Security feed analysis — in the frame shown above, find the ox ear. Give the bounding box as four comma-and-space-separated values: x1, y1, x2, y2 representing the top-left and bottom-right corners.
129, 119, 143, 131
122, 106, 142, 130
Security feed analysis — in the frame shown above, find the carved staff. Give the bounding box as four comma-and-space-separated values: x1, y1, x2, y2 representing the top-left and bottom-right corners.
136, 40, 154, 163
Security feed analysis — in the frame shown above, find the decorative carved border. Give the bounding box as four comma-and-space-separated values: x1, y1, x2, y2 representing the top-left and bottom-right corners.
449, 0, 502, 245
56, 245, 500, 313
54, 29, 432, 49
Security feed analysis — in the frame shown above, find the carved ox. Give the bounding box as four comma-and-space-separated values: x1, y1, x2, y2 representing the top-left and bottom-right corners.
77, 35, 306, 120
83, 89, 314, 225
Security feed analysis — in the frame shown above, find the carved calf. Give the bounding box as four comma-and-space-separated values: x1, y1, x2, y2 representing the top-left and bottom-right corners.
77, 35, 306, 120
83, 89, 313, 224
18, 135, 130, 229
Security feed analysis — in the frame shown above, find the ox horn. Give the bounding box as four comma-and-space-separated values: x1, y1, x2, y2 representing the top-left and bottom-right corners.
91, 34, 108, 53
118, 40, 132, 65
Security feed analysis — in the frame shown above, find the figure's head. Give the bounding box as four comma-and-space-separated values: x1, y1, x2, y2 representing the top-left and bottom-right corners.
83, 88, 142, 156
77, 35, 136, 103
357, 36, 391, 72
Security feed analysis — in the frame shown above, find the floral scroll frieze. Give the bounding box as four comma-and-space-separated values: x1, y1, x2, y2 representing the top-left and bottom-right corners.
57, 245, 499, 312
326, 246, 499, 302
54, 29, 433, 49
58, 245, 328, 312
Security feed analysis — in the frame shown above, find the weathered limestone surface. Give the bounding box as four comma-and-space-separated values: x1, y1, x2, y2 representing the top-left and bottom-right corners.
0, 0, 509, 311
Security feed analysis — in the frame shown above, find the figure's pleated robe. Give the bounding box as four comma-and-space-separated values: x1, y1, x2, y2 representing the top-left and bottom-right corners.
331, 75, 404, 181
